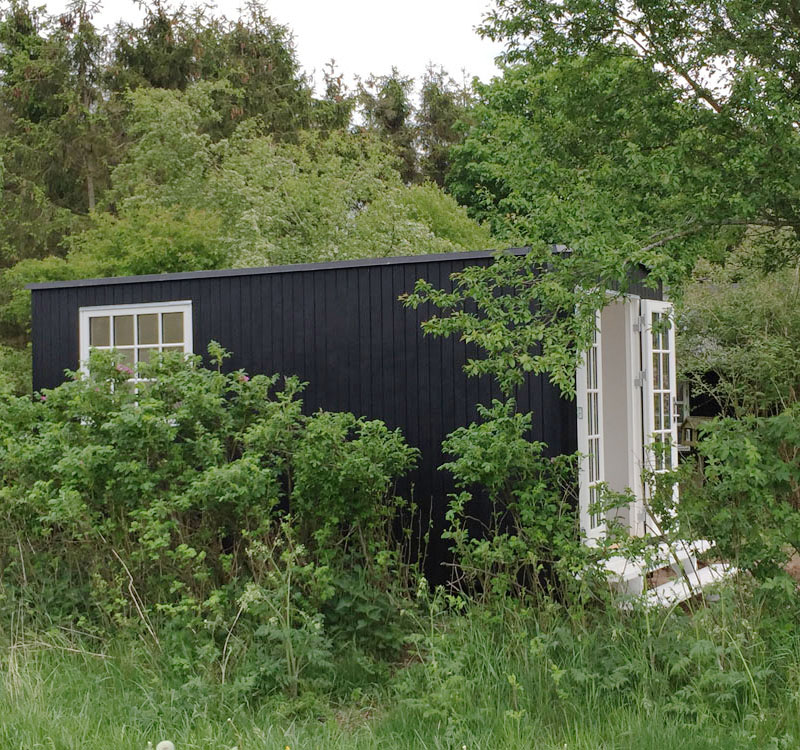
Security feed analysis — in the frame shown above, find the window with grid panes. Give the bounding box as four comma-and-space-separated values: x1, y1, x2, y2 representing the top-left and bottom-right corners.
79, 301, 193, 385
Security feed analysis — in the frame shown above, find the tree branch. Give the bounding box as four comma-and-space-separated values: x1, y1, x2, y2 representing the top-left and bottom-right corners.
614, 10, 725, 112
641, 218, 800, 253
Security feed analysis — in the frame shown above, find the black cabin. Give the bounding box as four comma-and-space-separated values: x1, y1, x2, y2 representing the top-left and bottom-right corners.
28, 249, 672, 566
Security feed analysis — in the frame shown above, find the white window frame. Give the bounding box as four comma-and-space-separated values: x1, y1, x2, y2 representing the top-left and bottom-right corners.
576, 309, 605, 541
640, 299, 679, 526
78, 300, 193, 379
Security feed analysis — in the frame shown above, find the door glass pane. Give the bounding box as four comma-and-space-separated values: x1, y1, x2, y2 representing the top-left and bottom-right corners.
114, 316, 134, 346
89, 316, 110, 347
654, 395, 662, 430
654, 436, 663, 471
652, 312, 661, 348
117, 348, 134, 365
662, 353, 670, 387
162, 312, 184, 344
653, 352, 661, 389
117, 380, 136, 396
138, 314, 158, 345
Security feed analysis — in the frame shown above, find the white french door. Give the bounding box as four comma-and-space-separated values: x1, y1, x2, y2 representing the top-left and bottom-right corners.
576, 298, 678, 542
640, 299, 679, 528
577, 313, 605, 541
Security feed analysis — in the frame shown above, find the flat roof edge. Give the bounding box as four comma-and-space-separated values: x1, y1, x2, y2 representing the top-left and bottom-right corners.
26, 247, 528, 291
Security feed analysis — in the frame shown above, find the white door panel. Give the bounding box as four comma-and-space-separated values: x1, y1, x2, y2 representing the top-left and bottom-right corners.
640, 299, 679, 528
577, 312, 605, 541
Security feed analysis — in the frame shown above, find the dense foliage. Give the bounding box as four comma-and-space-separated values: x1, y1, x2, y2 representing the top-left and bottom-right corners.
0, 106, 490, 350
0, 0, 490, 392
408, 0, 800, 392
0, 347, 418, 696
2, 0, 800, 742
679, 259, 800, 417
677, 405, 800, 583
440, 400, 591, 601
473, 0, 800, 274
3, 349, 800, 750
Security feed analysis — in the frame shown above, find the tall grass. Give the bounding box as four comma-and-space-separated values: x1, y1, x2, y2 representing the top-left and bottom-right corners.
3, 583, 799, 750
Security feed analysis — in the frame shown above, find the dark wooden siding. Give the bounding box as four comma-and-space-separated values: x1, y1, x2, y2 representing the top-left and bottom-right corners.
30, 252, 661, 570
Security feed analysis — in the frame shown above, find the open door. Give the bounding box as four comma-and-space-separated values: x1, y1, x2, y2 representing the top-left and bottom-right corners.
640, 299, 679, 532
578, 296, 678, 541
599, 297, 645, 536
576, 312, 605, 541
584, 296, 723, 601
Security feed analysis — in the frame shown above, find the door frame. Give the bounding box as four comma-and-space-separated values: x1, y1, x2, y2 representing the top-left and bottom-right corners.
576, 310, 605, 541
639, 298, 679, 532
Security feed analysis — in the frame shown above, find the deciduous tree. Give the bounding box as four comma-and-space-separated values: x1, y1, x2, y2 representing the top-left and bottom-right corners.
413, 0, 800, 394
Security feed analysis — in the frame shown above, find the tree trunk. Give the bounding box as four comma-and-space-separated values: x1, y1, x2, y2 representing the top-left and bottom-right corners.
85, 154, 95, 212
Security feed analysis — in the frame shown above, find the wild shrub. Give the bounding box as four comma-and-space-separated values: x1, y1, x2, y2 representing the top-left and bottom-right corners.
679, 406, 800, 585
0, 345, 30, 396
0, 345, 418, 696
439, 399, 597, 603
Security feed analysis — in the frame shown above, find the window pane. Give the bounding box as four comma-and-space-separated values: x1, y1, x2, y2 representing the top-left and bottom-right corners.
117, 348, 134, 365
652, 313, 661, 349
138, 314, 158, 345
138, 347, 156, 363
162, 312, 184, 344
89, 316, 110, 347
162, 346, 183, 353
117, 380, 136, 396
114, 316, 134, 346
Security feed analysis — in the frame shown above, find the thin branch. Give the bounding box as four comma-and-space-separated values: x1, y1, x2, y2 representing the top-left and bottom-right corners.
614, 10, 725, 112
641, 218, 800, 253
111, 548, 160, 649
221, 601, 245, 685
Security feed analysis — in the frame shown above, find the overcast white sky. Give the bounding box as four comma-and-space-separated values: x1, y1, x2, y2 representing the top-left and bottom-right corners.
45, 0, 504, 91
